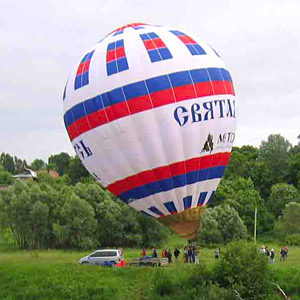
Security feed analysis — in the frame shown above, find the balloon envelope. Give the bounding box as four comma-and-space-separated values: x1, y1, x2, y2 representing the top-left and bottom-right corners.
63, 23, 236, 238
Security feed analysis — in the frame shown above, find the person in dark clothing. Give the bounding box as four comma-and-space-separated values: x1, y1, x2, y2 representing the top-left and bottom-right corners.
166, 249, 172, 263
188, 246, 193, 263
184, 247, 188, 263
280, 246, 288, 261
174, 248, 180, 260
152, 248, 157, 258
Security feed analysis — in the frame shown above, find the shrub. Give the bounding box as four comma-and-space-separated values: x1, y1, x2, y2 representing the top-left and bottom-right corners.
285, 233, 300, 246
0, 171, 12, 185
213, 242, 270, 300
198, 205, 248, 246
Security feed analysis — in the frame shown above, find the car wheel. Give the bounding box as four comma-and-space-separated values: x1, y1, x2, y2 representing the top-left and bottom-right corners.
152, 263, 157, 267
81, 261, 88, 265
139, 262, 145, 266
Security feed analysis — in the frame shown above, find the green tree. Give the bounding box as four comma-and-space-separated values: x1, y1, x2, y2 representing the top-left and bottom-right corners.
258, 134, 291, 184
282, 202, 300, 234
212, 177, 266, 233
0, 153, 15, 174
249, 160, 273, 199
287, 145, 300, 189
267, 183, 300, 217
65, 156, 90, 185
214, 242, 269, 300
48, 152, 70, 176
198, 209, 222, 245
14, 156, 27, 174
30, 159, 46, 171
0, 171, 12, 184
225, 146, 258, 179
137, 213, 170, 247
198, 205, 248, 245
54, 194, 96, 249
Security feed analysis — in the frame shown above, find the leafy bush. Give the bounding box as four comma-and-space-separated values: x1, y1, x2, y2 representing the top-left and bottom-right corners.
0, 171, 12, 184
0, 180, 170, 249
198, 205, 248, 246
213, 242, 270, 300
269, 267, 300, 297
285, 233, 300, 246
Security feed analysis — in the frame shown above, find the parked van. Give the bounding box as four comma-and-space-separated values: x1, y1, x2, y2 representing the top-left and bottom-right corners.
78, 249, 124, 266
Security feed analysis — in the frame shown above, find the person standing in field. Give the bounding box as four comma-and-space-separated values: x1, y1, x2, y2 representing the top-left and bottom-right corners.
161, 249, 166, 258
166, 249, 172, 263
260, 246, 266, 254
142, 247, 147, 256
188, 246, 193, 263
280, 246, 288, 261
184, 246, 188, 263
174, 248, 180, 260
270, 248, 275, 264
194, 248, 199, 264
214, 248, 220, 259
152, 248, 157, 258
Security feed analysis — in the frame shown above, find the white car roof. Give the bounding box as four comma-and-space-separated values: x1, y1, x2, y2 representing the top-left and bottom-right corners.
93, 249, 120, 252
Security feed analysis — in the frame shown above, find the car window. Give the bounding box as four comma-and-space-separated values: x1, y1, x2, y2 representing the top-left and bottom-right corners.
90, 251, 117, 257
90, 251, 102, 257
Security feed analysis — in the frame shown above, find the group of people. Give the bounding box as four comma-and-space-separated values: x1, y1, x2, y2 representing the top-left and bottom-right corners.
260, 245, 288, 263
142, 246, 199, 263
183, 246, 199, 263
161, 249, 175, 263
142, 247, 173, 263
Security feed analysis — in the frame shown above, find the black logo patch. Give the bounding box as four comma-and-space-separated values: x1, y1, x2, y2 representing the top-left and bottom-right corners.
202, 134, 214, 153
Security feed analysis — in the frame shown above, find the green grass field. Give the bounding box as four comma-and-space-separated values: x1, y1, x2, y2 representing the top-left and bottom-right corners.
1, 237, 300, 300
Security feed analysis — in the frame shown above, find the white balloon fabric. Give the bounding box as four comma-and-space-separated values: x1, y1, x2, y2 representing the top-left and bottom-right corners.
63, 23, 236, 237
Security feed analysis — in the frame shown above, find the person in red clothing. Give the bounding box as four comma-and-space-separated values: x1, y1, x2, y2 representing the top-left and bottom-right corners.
142, 248, 147, 256
162, 249, 166, 257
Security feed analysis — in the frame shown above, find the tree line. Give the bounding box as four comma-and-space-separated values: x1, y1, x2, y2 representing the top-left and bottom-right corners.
0, 179, 169, 249
0, 133, 300, 249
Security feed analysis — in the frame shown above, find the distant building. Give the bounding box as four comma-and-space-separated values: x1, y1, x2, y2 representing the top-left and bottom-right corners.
12, 168, 38, 181
37, 169, 59, 178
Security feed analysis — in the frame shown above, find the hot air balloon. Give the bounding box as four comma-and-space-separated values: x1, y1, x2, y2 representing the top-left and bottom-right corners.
63, 23, 236, 238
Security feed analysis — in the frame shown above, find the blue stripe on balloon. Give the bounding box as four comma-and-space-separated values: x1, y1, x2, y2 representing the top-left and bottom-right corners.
169, 71, 192, 87
164, 201, 177, 214
183, 196, 192, 209
148, 206, 164, 216
146, 75, 171, 93
123, 81, 148, 99
141, 210, 154, 217
118, 166, 226, 203
64, 67, 232, 127
207, 191, 216, 204
197, 192, 208, 206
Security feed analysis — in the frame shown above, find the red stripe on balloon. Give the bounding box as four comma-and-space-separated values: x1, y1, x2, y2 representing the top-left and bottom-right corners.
143, 40, 156, 50
106, 50, 116, 62
178, 35, 197, 44
107, 152, 231, 196
76, 60, 91, 75
67, 80, 235, 141
151, 89, 175, 107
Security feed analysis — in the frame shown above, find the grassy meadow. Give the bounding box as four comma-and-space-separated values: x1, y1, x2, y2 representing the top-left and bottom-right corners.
1, 236, 300, 299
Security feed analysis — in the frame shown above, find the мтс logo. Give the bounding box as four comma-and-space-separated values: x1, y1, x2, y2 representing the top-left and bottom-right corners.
202, 134, 214, 153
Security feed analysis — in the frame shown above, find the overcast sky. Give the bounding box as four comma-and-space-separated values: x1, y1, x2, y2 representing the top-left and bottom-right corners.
1, 0, 299, 163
